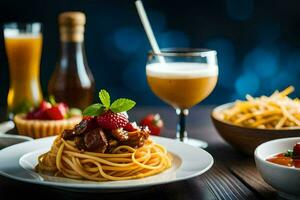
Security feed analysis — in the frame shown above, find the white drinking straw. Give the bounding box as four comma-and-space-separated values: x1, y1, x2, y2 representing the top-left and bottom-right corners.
135, 0, 166, 63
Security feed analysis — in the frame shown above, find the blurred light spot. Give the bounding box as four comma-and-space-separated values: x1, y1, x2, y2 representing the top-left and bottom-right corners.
235, 72, 260, 96
114, 27, 144, 54
256, 21, 280, 44
270, 71, 298, 91
122, 61, 148, 92
230, 92, 242, 101
226, 0, 253, 21
148, 11, 167, 32
286, 51, 300, 72
158, 31, 190, 48
243, 47, 279, 78
205, 38, 236, 89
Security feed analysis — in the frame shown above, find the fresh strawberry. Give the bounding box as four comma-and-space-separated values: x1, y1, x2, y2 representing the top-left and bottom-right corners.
139, 114, 163, 136
293, 143, 300, 157
26, 109, 48, 120
97, 110, 129, 130
124, 122, 138, 132
39, 100, 51, 111
294, 159, 300, 168
46, 103, 68, 120
83, 116, 93, 121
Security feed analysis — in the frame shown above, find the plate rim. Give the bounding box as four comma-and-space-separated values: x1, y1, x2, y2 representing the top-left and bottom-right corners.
0, 136, 214, 189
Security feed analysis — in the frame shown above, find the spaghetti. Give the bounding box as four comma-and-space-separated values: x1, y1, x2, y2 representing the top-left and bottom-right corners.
36, 135, 172, 181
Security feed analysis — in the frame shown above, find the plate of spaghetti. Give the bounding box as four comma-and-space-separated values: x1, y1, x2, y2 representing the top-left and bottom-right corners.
0, 90, 213, 191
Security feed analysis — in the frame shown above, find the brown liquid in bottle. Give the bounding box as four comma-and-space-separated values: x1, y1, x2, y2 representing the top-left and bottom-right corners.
48, 12, 95, 109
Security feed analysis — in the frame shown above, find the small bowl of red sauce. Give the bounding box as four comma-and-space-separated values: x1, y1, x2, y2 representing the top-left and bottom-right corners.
255, 137, 300, 200
266, 143, 300, 168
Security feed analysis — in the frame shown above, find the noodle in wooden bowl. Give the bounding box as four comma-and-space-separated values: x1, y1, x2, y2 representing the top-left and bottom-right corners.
211, 86, 300, 155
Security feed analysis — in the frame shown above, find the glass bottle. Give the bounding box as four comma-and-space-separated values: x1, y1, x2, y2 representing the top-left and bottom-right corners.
48, 12, 95, 110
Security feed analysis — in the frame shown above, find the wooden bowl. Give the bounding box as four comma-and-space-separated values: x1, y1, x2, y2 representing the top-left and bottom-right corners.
211, 103, 300, 155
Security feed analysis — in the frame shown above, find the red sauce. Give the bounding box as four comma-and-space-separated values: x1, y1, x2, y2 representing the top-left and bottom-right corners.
267, 153, 300, 168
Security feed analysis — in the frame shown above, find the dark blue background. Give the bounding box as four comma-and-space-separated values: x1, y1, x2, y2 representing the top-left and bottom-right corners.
0, 0, 300, 107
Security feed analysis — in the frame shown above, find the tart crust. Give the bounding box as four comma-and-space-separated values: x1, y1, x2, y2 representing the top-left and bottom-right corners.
14, 114, 82, 139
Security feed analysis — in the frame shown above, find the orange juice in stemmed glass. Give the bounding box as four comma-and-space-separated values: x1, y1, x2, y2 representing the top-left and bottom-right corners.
146, 48, 218, 148
4, 23, 43, 118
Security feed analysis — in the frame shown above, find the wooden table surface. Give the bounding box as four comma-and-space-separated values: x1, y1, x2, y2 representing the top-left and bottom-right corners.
0, 106, 279, 200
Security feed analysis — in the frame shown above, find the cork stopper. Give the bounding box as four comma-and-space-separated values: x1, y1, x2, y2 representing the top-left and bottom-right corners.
59, 12, 86, 42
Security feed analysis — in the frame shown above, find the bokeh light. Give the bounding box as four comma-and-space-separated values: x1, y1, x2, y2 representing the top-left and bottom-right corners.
113, 27, 144, 54
148, 10, 167, 32
235, 72, 260, 96
122, 60, 148, 92
242, 46, 279, 78
286, 50, 300, 72
269, 71, 298, 92
158, 30, 190, 48
205, 38, 236, 89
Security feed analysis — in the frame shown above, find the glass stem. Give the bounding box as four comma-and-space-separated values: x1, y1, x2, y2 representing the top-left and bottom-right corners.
176, 108, 189, 142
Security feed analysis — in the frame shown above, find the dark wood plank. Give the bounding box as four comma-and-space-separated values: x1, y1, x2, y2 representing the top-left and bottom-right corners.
202, 163, 259, 200
229, 160, 277, 200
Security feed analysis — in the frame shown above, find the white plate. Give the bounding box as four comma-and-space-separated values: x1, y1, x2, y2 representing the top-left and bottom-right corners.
0, 136, 213, 192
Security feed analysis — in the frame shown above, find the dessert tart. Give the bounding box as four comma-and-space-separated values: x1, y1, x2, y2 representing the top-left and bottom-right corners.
14, 99, 82, 139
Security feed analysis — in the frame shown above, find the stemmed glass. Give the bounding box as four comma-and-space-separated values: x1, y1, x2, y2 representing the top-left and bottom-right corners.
146, 48, 218, 148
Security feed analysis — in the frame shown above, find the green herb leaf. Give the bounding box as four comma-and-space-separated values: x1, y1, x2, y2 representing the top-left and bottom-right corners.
99, 89, 110, 108
284, 149, 294, 157
83, 103, 105, 116
49, 95, 56, 105
67, 108, 82, 118
110, 98, 136, 113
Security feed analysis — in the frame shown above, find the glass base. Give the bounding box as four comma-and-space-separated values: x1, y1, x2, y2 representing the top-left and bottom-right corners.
176, 137, 208, 149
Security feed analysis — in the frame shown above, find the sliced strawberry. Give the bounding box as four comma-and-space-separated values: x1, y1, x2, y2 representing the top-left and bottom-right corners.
46, 104, 67, 120
97, 110, 129, 130
139, 114, 163, 136
124, 122, 138, 132
26, 109, 48, 120
39, 100, 52, 111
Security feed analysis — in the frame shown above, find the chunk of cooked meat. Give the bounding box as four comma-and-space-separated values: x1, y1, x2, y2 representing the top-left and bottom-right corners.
111, 129, 129, 141
74, 117, 98, 135
74, 136, 86, 151
74, 120, 88, 135
84, 128, 108, 152
115, 126, 150, 148
62, 129, 77, 140
123, 127, 150, 148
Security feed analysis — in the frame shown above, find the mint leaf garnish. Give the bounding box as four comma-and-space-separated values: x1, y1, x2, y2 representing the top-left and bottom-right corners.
110, 98, 136, 113
83, 103, 105, 116
83, 89, 136, 116
284, 149, 294, 157
99, 89, 110, 108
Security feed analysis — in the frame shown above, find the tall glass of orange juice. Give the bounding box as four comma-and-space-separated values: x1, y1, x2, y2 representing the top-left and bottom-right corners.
4, 23, 43, 118
146, 48, 218, 148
